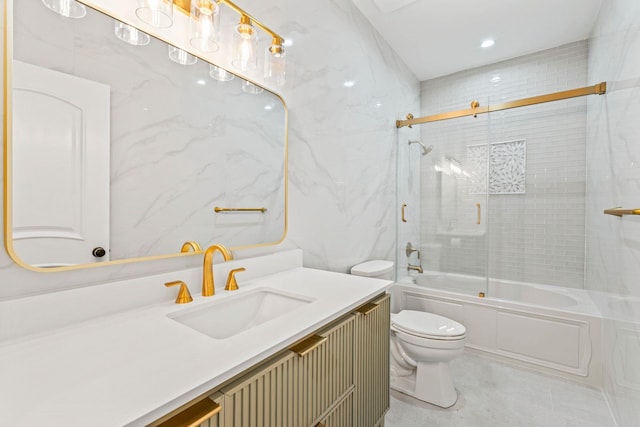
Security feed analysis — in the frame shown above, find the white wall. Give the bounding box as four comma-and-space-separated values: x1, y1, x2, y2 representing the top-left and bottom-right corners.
0, 0, 419, 299
418, 42, 589, 288
586, 1, 640, 425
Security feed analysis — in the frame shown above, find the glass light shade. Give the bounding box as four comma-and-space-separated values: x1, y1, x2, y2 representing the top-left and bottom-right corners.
136, 0, 173, 29
209, 65, 235, 82
189, 0, 219, 52
232, 21, 258, 72
242, 80, 264, 95
114, 22, 150, 46
168, 46, 198, 65
264, 44, 286, 86
41, 0, 86, 18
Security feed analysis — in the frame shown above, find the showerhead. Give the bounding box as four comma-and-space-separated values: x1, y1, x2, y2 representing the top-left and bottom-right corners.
408, 140, 433, 156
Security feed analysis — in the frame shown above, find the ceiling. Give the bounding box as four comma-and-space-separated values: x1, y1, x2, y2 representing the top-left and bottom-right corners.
351, 0, 604, 81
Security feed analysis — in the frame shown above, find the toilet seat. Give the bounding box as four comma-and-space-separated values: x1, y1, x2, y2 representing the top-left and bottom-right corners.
392, 310, 466, 340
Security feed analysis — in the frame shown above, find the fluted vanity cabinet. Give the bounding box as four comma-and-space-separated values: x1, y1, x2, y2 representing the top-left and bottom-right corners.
149, 293, 389, 427
221, 315, 355, 426
353, 294, 391, 427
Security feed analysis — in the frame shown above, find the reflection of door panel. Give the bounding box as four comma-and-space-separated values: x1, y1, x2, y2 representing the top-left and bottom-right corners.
12, 60, 110, 267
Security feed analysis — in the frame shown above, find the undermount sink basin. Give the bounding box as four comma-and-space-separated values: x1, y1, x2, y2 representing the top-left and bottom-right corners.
168, 288, 315, 339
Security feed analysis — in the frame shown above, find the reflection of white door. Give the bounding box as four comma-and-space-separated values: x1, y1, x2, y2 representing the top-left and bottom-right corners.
11, 60, 110, 267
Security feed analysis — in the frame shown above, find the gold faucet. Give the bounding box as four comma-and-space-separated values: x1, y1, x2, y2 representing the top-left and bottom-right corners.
407, 264, 423, 274
180, 241, 202, 253
202, 244, 234, 296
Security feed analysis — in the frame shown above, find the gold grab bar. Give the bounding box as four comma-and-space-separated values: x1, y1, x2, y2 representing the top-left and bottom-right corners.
604, 207, 640, 217
396, 82, 607, 128
401, 204, 407, 223
214, 207, 267, 213
476, 203, 481, 225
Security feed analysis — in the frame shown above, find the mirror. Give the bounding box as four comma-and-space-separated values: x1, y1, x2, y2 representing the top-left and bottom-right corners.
5, 0, 287, 269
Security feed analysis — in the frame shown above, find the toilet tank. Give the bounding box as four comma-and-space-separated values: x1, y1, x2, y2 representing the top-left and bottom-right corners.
350, 260, 394, 280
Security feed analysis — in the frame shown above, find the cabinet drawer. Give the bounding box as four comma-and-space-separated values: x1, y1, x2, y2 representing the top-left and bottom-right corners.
221, 316, 354, 427
299, 316, 354, 425
313, 392, 353, 427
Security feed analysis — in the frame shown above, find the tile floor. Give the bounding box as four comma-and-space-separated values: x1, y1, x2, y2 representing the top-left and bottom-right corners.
385, 352, 616, 427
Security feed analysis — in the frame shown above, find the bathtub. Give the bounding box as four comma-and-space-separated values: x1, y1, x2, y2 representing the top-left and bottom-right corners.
393, 272, 603, 387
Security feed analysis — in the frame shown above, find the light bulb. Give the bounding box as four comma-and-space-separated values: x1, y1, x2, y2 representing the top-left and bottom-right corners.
232, 16, 258, 72
264, 38, 286, 86
189, 0, 219, 52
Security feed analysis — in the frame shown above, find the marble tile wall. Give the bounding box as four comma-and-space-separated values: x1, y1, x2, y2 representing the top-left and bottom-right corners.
0, 0, 419, 299
418, 42, 589, 288
585, 0, 640, 425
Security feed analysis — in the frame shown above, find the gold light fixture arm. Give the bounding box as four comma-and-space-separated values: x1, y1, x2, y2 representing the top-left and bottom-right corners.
396, 82, 607, 128
604, 207, 640, 217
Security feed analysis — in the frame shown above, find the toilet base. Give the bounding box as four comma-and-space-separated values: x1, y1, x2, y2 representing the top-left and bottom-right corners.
390, 359, 458, 408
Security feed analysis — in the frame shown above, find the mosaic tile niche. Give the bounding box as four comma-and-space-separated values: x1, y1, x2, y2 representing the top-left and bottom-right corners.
468, 140, 526, 194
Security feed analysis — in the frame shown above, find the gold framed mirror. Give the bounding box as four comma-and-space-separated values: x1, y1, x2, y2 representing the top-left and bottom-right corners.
3, 0, 288, 271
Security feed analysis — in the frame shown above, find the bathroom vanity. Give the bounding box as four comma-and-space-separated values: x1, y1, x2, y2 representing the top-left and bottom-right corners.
0, 250, 391, 426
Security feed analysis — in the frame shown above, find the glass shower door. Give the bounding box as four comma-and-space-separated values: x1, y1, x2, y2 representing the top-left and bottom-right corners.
414, 96, 490, 297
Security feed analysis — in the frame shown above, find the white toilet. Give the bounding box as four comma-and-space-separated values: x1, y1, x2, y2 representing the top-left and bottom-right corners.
351, 260, 466, 408
390, 310, 466, 408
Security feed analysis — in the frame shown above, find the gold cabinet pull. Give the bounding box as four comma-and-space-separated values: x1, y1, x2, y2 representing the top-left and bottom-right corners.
476, 203, 481, 225
289, 334, 327, 357
157, 398, 221, 427
165, 280, 193, 304
401, 203, 407, 223
355, 301, 379, 316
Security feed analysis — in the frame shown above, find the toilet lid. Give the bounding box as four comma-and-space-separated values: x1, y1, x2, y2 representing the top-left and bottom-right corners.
392, 310, 466, 339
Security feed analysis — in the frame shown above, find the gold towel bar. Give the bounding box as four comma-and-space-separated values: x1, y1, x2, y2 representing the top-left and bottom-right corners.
214, 207, 267, 213
604, 207, 640, 217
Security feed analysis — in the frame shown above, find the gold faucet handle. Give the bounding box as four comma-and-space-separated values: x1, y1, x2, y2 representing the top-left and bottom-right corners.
165, 280, 193, 304
225, 268, 246, 291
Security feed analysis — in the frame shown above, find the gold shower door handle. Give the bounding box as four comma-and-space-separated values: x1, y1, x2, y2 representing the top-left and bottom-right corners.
476, 203, 481, 225
402, 204, 407, 223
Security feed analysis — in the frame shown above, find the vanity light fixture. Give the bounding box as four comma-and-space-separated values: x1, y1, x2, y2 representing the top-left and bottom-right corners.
232, 15, 258, 72
41, 0, 86, 18
114, 21, 151, 46
168, 45, 198, 65
242, 80, 264, 95
136, 0, 174, 28
174, 0, 287, 86
264, 37, 286, 86
481, 39, 495, 48
189, 0, 219, 52
209, 64, 235, 82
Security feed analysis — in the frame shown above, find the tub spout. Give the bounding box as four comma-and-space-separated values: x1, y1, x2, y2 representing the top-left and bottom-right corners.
408, 264, 423, 274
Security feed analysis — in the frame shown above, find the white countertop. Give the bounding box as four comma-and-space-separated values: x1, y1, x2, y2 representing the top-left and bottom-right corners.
0, 252, 391, 426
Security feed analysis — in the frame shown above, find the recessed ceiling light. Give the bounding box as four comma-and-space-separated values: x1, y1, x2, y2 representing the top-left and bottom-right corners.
344, 80, 355, 88
481, 39, 495, 48
196, 79, 207, 85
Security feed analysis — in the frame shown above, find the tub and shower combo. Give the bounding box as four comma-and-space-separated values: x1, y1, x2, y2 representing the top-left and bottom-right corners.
393, 81, 615, 395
